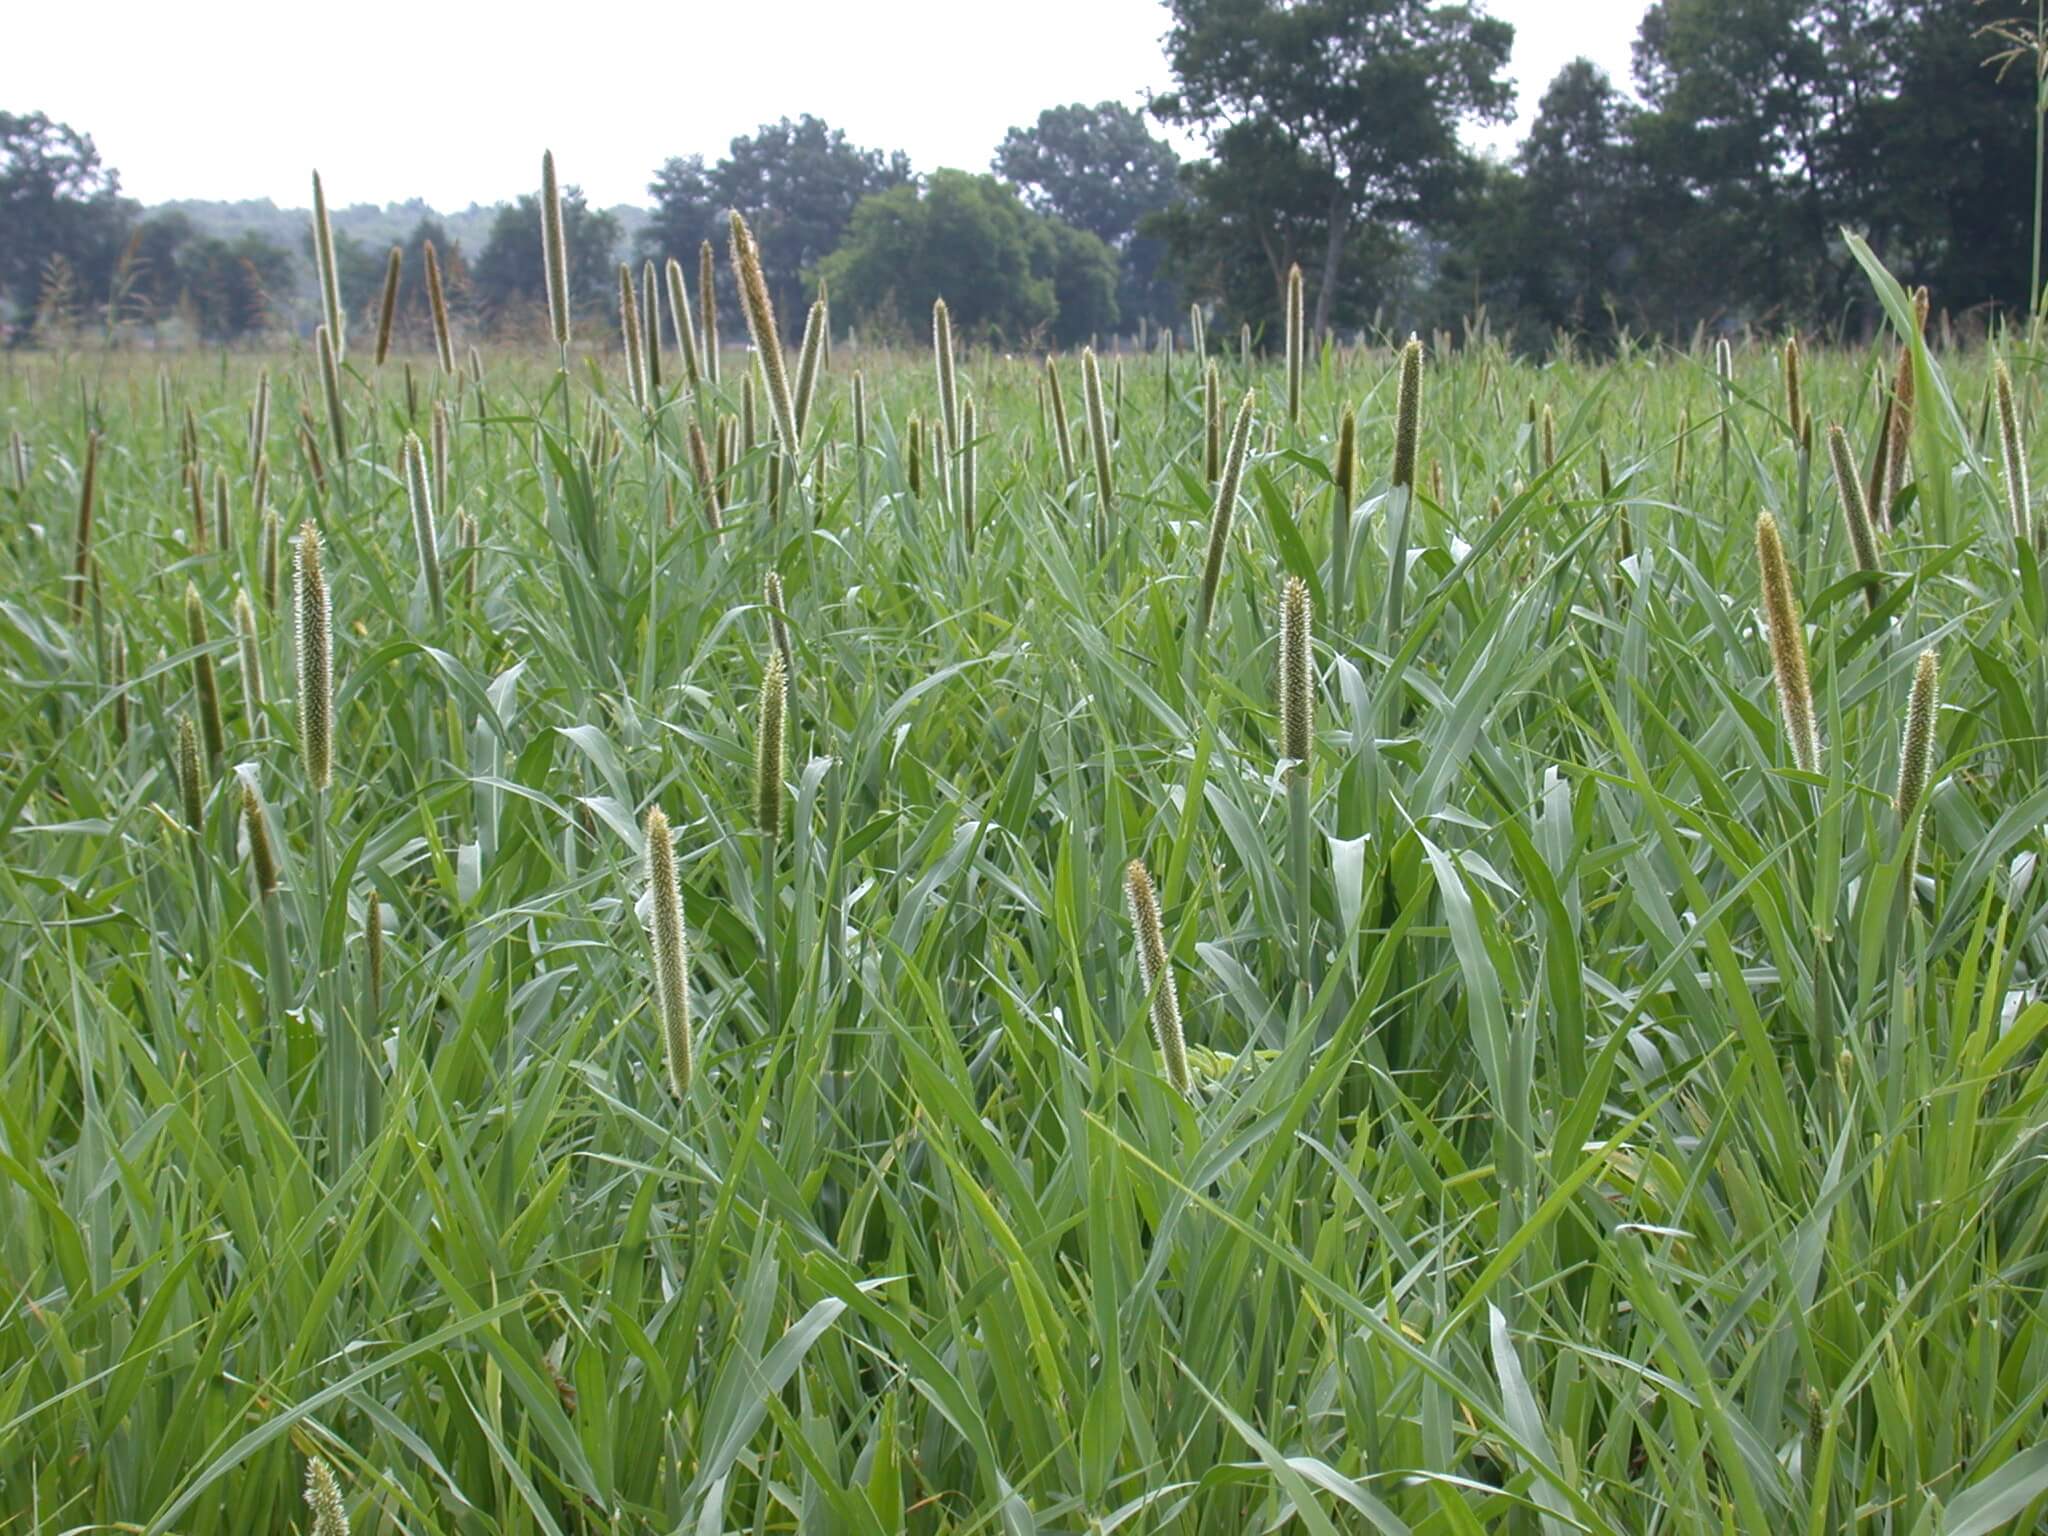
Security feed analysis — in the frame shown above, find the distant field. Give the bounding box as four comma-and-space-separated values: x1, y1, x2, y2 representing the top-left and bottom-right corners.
2, 248, 2046, 1534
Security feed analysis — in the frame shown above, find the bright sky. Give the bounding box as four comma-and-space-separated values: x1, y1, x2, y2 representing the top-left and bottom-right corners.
5, 0, 1650, 209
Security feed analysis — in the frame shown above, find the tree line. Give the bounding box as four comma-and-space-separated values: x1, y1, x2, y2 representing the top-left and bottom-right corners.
3, 0, 2040, 352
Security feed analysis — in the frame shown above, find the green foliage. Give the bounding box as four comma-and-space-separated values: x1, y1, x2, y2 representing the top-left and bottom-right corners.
1152, 0, 1515, 337
4, 231, 2048, 1533
993, 101, 1181, 327
820, 169, 1117, 345
640, 116, 913, 338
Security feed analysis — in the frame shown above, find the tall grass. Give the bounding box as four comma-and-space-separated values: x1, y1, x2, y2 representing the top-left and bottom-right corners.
4, 254, 2047, 1536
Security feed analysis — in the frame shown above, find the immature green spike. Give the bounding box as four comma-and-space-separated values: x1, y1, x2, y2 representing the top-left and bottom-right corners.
1125, 859, 1190, 1097
1391, 336, 1422, 490
186, 583, 225, 764
177, 716, 205, 832
1285, 263, 1304, 426
213, 467, 231, 551
69, 431, 96, 621
730, 212, 800, 457
260, 508, 281, 611
1279, 575, 1313, 774
401, 432, 443, 621
907, 416, 923, 496
1782, 335, 1805, 444
645, 805, 693, 1098
1196, 391, 1257, 636
617, 263, 648, 413
316, 324, 347, 461
364, 887, 383, 1017
697, 240, 719, 384
109, 628, 128, 745
764, 570, 793, 680
1082, 347, 1114, 531
852, 369, 866, 454
642, 261, 663, 392
540, 150, 571, 349
665, 256, 702, 387
235, 589, 265, 734
793, 299, 826, 440
1045, 356, 1075, 485
185, 462, 207, 553
424, 241, 456, 374
1541, 404, 1557, 470
1756, 511, 1818, 773
242, 778, 279, 897
1896, 647, 1940, 868
1331, 406, 1356, 626
374, 246, 401, 367
248, 368, 271, 460
1203, 361, 1221, 483
1827, 423, 1882, 610
457, 509, 479, 601
960, 395, 978, 551
431, 401, 449, 518
311, 171, 345, 362
295, 521, 333, 792
251, 451, 270, 523
754, 651, 787, 840
687, 421, 721, 530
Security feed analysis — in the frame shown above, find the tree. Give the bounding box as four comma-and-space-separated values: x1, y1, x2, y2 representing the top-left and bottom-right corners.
994, 102, 1181, 327
1151, 0, 1514, 338
640, 117, 911, 337
470, 188, 621, 334
1508, 60, 1645, 337
0, 111, 136, 335
180, 233, 295, 341
818, 170, 1116, 347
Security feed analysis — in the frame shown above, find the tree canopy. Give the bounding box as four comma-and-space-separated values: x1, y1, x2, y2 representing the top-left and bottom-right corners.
818, 170, 1117, 347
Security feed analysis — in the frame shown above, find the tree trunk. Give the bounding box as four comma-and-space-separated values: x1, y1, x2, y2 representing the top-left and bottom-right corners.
1312, 190, 1349, 346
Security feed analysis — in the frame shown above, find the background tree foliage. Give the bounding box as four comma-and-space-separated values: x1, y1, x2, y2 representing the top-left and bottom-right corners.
993, 101, 1181, 327
819, 169, 1118, 346
640, 116, 912, 338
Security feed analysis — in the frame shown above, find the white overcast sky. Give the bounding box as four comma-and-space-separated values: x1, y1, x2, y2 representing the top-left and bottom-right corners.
5, 0, 1650, 209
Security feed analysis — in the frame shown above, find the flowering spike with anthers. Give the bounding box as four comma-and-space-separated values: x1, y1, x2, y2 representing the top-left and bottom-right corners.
295, 520, 333, 792
933, 298, 960, 448
1896, 647, 1940, 868
1392, 336, 1422, 491
1995, 360, 2030, 548
401, 432, 443, 621
1196, 391, 1257, 636
1756, 511, 1819, 773
177, 717, 205, 832
1279, 575, 1313, 777
304, 1455, 350, 1536
1125, 859, 1190, 1097
729, 211, 800, 457
754, 651, 787, 841
645, 805, 693, 1098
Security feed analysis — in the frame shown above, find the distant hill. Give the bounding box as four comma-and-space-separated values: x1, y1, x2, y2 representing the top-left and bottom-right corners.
148, 197, 650, 319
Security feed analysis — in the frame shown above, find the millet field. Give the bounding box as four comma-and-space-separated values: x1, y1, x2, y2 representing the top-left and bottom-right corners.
2, 192, 2047, 1535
